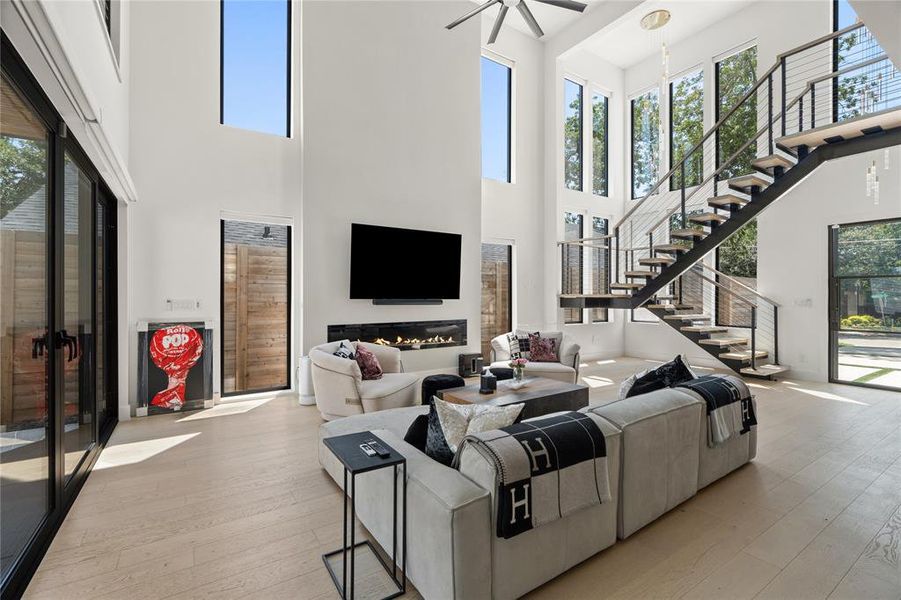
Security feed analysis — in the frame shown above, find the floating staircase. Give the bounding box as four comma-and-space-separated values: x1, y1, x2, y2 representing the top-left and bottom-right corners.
559, 21, 901, 380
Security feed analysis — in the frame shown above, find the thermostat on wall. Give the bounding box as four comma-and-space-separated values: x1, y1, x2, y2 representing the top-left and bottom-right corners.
166, 298, 201, 311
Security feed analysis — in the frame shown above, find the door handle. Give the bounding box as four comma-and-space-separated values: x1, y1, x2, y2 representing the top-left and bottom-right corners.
32, 334, 48, 359
55, 330, 78, 362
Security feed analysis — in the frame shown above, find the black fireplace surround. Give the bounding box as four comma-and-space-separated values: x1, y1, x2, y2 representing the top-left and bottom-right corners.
327, 320, 467, 351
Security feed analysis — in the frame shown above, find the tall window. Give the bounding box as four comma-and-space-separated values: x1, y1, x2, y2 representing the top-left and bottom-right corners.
669, 69, 703, 190
716, 220, 757, 327
631, 88, 660, 199
562, 212, 583, 324
591, 217, 609, 323
221, 0, 291, 137
481, 56, 512, 182
221, 220, 291, 395
564, 79, 583, 191
592, 92, 608, 196
481, 243, 513, 358
716, 45, 757, 179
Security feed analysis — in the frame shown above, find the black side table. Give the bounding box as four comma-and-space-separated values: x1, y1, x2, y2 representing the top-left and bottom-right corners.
322, 432, 406, 600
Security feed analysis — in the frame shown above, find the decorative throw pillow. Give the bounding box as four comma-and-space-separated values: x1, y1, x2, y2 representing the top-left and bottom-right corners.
354, 345, 383, 380
403, 414, 429, 453
618, 368, 651, 400
425, 398, 523, 466
332, 341, 356, 360
529, 333, 558, 362
506, 331, 533, 360
625, 355, 696, 398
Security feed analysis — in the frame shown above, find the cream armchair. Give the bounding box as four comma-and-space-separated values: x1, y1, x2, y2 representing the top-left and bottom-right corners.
309, 340, 419, 420
489, 331, 581, 384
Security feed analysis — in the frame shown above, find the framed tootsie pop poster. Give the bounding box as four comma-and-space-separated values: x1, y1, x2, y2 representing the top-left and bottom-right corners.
137, 321, 214, 416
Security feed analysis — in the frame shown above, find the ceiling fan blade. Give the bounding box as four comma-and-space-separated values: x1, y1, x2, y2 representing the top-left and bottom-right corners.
517, 0, 545, 38
446, 0, 500, 30
487, 5, 509, 44
533, 0, 587, 12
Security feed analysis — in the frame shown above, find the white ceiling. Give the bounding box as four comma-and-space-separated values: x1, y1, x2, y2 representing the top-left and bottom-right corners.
579, 0, 754, 68
475, 0, 606, 40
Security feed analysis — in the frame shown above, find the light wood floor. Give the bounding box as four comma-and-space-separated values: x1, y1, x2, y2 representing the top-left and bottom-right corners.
24, 358, 901, 600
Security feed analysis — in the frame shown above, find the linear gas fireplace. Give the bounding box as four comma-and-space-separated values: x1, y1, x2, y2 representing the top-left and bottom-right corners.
328, 319, 467, 351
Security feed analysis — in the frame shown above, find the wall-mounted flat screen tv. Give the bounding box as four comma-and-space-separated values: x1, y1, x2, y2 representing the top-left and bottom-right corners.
350, 223, 462, 301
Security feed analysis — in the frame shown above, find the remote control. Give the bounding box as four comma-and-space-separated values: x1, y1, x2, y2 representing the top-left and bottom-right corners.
359, 443, 376, 457
366, 439, 390, 458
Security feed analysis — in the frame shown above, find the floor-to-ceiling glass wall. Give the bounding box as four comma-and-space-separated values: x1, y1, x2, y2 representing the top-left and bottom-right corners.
1, 34, 118, 597
480, 243, 513, 359
830, 218, 901, 391
0, 68, 52, 587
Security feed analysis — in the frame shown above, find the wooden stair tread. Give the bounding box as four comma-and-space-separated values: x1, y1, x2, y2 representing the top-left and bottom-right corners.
752, 153, 795, 170
611, 282, 644, 289
688, 212, 728, 224
672, 304, 695, 310
729, 173, 772, 190
654, 244, 690, 253
776, 106, 901, 150
624, 270, 656, 278
741, 364, 790, 377
663, 314, 711, 321
670, 228, 706, 239
698, 337, 749, 347
646, 304, 676, 309
720, 350, 768, 360
558, 293, 630, 299
681, 325, 729, 333
639, 257, 676, 265
654, 295, 677, 300
708, 194, 749, 208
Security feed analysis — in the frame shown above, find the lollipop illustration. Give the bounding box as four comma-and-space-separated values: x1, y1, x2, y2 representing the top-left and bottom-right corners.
149, 325, 203, 410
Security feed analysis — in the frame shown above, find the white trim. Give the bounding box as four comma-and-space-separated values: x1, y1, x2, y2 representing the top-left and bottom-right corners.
220, 210, 295, 227
92, 0, 121, 83
588, 88, 610, 199
482, 47, 514, 69
667, 63, 704, 85
714, 38, 758, 64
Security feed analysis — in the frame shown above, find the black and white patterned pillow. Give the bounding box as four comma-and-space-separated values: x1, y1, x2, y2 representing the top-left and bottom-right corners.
506, 332, 533, 360
332, 341, 356, 360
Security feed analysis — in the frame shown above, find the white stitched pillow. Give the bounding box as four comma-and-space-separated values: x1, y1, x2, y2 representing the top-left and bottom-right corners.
432, 398, 523, 453
506, 331, 532, 360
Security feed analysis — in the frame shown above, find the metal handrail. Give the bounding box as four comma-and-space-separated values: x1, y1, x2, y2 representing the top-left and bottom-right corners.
687, 267, 757, 309
696, 262, 781, 307
613, 21, 867, 231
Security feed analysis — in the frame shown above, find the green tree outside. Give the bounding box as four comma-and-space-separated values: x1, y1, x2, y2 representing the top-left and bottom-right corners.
670, 70, 704, 190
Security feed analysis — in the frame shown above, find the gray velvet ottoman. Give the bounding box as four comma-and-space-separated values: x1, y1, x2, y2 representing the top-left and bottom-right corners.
585, 388, 704, 539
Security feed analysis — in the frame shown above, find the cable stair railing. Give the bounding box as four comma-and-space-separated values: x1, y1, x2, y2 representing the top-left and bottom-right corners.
559, 21, 901, 374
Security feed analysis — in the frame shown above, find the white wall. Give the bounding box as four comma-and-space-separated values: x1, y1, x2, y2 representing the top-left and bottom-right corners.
127, 0, 303, 414
479, 23, 546, 334
301, 1, 482, 373
758, 146, 901, 382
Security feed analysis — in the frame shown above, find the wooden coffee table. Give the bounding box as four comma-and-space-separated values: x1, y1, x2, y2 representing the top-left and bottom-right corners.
436, 376, 589, 420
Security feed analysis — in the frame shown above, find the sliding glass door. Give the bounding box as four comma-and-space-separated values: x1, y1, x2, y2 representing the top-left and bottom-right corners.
1, 34, 119, 597
830, 219, 901, 390
0, 69, 52, 585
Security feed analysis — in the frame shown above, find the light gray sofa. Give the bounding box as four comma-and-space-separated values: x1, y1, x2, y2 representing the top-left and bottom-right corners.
488, 331, 581, 384
309, 340, 419, 420
318, 386, 757, 599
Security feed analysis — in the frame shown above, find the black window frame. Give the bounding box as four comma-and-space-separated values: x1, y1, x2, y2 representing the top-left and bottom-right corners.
590, 216, 610, 323
563, 78, 584, 192
592, 90, 609, 197
219, 219, 293, 398
219, 0, 293, 138
562, 211, 584, 324
668, 68, 704, 192
480, 54, 513, 184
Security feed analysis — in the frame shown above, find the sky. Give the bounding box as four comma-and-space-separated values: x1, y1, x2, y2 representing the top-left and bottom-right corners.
222, 0, 289, 137
481, 56, 511, 182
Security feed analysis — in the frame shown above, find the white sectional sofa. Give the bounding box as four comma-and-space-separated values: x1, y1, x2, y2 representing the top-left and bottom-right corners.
318, 384, 757, 599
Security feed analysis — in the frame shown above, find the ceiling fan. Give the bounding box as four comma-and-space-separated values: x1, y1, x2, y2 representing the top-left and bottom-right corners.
446, 0, 588, 44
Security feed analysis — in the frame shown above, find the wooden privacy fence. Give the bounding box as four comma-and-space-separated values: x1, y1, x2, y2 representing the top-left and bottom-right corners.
222, 243, 289, 394
481, 253, 510, 360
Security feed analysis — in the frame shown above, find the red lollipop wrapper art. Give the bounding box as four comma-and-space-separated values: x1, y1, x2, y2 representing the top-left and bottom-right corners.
149, 325, 204, 410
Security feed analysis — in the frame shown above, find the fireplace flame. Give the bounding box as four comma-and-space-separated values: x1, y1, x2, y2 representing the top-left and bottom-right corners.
371, 335, 456, 347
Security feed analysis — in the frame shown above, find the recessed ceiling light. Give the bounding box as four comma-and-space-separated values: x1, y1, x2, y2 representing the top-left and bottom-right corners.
640, 9, 671, 31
